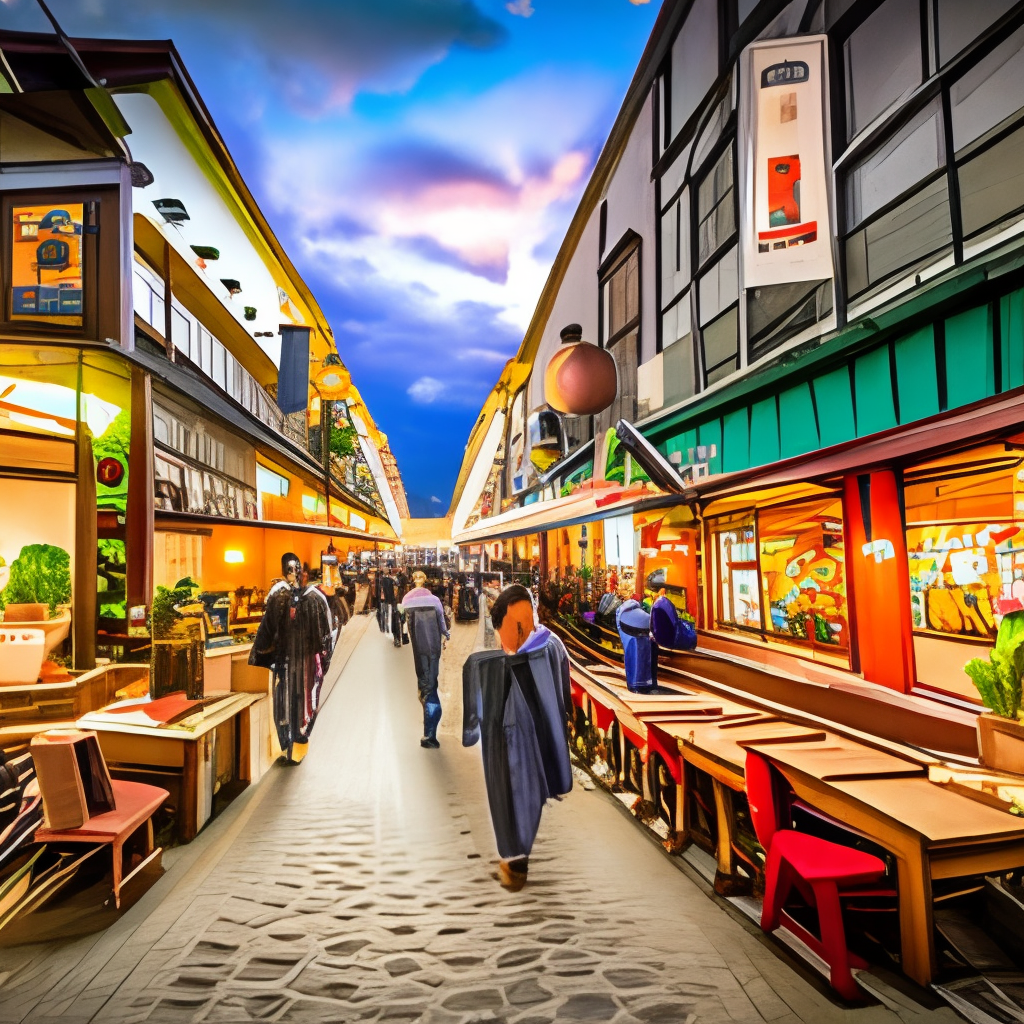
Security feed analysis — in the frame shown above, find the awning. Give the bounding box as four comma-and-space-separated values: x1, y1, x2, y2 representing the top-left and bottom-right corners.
688, 386, 1024, 506
452, 484, 682, 545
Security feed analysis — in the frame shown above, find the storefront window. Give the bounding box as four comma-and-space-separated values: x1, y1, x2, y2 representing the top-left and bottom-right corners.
758, 500, 848, 651
713, 514, 760, 629
904, 453, 1024, 640
10, 203, 85, 328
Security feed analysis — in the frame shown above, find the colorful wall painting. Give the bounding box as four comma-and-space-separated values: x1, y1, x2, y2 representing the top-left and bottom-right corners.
11, 205, 85, 328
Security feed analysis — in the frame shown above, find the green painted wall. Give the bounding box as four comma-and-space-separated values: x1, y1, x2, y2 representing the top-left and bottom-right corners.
654, 288, 1024, 482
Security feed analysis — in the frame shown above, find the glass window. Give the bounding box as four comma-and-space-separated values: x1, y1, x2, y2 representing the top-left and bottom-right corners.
602, 245, 640, 342
212, 340, 227, 391
759, 500, 849, 652
698, 245, 738, 327
846, 98, 945, 228
845, 176, 952, 295
691, 88, 731, 172
959, 123, 1024, 238
747, 279, 832, 357
662, 294, 695, 404
171, 307, 190, 359
697, 145, 735, 266
950, 26, 1024, 154
703, 306, 738, 385
199, 327, 213, 373
132, 264, 153, 324
844, 0, 923, 139
713, 515, 761, 629
937, 0, 1017, 67
669, 0, 720, 139
660, 188, 690, 303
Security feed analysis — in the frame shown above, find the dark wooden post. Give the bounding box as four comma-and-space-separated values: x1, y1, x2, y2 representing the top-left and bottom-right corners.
74, 416, 97, 670
126, 366, 154, 620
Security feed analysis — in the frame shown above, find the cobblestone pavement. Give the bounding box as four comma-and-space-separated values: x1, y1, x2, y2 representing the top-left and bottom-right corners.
0, 615, 960, 1024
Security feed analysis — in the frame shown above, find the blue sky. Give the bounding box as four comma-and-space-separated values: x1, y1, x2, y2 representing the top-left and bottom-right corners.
2, 0, 661, 516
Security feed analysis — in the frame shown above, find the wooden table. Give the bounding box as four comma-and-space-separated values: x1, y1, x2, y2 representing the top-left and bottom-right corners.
77, 692, 267, 842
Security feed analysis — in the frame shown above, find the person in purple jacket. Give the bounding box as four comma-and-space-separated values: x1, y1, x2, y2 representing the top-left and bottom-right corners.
400, 571, 450, 748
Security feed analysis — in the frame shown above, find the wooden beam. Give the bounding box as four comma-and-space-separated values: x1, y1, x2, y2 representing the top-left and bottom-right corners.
74, 416, 97, 671
126, 366, 154, 616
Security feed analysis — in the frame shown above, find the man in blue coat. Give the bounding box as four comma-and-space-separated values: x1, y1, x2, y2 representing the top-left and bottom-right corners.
400, 570, 450, 748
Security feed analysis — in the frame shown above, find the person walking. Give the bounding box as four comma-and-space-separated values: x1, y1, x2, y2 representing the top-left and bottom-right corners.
400, 570, 450, 748
380, 569, 402, 648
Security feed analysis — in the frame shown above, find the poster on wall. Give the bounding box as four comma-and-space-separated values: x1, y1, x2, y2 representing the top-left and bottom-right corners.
10, 205, 85, 328
740, 37, 834, 289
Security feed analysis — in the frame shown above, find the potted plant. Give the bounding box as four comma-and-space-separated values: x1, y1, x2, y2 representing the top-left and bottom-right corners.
151, 576, 204, 699
0, 544, 73, 658
966, 611, 1024, 774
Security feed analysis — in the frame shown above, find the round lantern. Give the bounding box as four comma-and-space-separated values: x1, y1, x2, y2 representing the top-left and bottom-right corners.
314, 353, 352, 401
543, 324, 617, 415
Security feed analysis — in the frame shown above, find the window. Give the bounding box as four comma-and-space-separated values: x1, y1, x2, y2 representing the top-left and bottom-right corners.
669, 0, 720, 139
713, 514, 761, 629
843, 98, 952, 296
747, 280, 833, 358
660, 188, 690, 302
843, 0, 923, 139
212, 339, 227, 391
936, 0, 1017, 67
950, 26, 1024, 154
171, 307, 190, 358
904, 454, 1022, 639
133, 256, 164, 330
696, 144, 736, 267
527, 410, 565, 475
702, 307, 739, 385
599, 242, 641, 434
698, 245, 737, 327
758, 499, 849, 653
662, 293, 695, 404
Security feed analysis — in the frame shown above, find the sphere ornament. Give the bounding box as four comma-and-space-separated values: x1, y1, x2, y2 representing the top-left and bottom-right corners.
543, 324, 617, 415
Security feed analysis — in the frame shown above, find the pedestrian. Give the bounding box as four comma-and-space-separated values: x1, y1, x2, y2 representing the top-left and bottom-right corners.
400, 570, 450, 748
462, 584, 572, 890
380, 568, 402, 648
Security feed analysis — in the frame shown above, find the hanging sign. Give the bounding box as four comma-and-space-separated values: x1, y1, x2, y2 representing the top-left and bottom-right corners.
97, 456, 125, 488
740, 36, 834, 289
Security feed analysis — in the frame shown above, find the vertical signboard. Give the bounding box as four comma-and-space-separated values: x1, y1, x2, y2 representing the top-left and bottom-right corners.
740, 37, 834, 289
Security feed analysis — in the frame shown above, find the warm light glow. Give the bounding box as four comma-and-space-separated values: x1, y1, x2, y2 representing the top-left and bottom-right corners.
224, 549, 245, 564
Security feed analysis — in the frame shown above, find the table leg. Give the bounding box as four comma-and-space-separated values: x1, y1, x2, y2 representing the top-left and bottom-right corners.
181, 742, 199, 843
112, 838, 123, 909
713, 779, 751, 896
896, 844, 937, 987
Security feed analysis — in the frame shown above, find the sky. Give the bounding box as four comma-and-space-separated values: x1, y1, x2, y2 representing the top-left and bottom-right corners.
1, 0, 661, 516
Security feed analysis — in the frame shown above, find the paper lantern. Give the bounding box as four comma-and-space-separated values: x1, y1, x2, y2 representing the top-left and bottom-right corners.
544, 324, 617, 415
314, 353, 352, 401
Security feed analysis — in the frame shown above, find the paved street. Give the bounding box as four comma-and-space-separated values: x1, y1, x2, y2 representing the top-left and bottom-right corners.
0, 617, 959, 1024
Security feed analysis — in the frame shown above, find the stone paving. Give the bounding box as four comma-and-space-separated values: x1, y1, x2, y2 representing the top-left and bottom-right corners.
0, 614, 962, 1024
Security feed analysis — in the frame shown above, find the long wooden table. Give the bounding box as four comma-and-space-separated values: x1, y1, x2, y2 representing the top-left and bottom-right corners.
568, 658, 1024, 987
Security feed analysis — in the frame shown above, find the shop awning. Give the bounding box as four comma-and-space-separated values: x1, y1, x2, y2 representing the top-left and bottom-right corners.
155, 510, 397, 544
688, 387, 1024, 506
452, 485, 683, 546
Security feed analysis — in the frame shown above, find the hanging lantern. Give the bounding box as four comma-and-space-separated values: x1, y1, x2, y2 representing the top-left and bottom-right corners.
314, 352, 353, 401
544, 324, 617, 415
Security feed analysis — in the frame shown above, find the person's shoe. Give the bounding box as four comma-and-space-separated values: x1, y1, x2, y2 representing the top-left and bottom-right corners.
497, 858, 528, 891
420, 737, 440, 749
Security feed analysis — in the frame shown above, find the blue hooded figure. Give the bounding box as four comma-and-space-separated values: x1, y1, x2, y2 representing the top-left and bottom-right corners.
616, 599, 657, 692
650, 595, 698, 651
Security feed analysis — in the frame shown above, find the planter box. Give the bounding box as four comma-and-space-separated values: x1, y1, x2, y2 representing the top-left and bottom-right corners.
978, 713, 1024, 776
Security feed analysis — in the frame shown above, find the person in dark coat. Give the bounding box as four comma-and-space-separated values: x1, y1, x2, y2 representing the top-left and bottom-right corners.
249, 552, 334, 763
400, 570, 450, 748
379, 569, 402, 648
463, 584, 572, 890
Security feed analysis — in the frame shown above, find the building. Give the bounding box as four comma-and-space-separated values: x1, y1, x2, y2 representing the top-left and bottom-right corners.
0, 28, 401, 845
449, 0, 1024, 1007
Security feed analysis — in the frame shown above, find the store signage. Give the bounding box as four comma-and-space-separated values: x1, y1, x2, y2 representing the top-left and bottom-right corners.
740, 37, 834, 288
97, 456, 125, 488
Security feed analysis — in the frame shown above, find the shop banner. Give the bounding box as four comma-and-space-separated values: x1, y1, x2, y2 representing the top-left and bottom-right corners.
740, 37, 834, 288
277, 326, 311, 415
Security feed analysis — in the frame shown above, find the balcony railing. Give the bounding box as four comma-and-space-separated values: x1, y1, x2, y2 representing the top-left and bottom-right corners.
134, 257, 310, 454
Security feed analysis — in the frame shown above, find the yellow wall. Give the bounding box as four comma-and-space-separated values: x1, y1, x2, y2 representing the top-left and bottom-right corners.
0, 479, 76, 586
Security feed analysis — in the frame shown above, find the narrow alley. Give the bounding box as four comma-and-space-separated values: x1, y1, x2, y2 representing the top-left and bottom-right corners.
0, 616, 948, 1024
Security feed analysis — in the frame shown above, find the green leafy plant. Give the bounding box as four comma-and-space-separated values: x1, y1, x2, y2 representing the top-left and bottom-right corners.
151, 576, 199, 639
0, 544, 71, 615
330, 422, 358, 459
965, 611, 1024, 720
578, 563, 594, 582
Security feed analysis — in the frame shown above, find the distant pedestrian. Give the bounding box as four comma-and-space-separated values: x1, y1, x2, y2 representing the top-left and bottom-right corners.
400, 570, 451, 748
380, 569, 401, 648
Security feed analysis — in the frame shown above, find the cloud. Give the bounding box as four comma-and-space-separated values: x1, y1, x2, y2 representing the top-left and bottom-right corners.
0, 0, 506, 113
430, 495, 443, 503
506, 0, 535, 16
407, 376, 447, 404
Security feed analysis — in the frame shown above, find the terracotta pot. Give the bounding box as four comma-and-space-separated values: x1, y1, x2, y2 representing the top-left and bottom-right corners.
977, 712, 1024, 776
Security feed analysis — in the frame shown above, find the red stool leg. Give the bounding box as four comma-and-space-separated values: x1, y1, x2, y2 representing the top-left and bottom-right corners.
812, 880, 860, 1001
761, 846, 787, 933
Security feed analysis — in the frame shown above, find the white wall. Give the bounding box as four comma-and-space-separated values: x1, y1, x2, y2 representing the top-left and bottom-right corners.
0, 479, 76, 595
